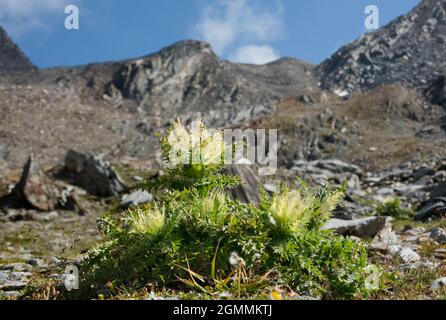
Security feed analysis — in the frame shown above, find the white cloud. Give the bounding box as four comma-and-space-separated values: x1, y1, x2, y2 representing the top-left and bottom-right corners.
194, 0, 283, 63
0, 0, 74, 36
230, 44, 280, 64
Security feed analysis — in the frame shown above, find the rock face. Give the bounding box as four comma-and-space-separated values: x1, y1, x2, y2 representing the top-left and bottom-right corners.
64, 150, 126, 197
322, 217, 390, 238
0, 27, 36, 74
108, 40, 318, 127
0, 35, 320, 173
317, 0, 446, 92
11, 156, 60, 211
224, 165, 262, 204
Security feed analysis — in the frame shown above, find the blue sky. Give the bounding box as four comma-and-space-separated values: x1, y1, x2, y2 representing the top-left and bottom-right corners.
0, 0, 421, 68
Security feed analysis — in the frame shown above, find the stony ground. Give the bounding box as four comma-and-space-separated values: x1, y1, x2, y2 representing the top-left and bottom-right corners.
1, 149, 446, 300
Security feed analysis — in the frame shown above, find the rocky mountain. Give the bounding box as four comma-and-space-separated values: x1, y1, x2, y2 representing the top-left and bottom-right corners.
100, 40, 317, 127
317, 0, 446, 93
0, 27, 36, 74
0, 37, 319, 173
1, 0, 446, 176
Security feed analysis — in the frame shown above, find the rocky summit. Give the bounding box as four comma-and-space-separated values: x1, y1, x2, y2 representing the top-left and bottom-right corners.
317, 0, 446, 93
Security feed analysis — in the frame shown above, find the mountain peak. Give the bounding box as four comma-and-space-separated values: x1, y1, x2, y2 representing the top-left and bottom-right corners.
316, 0, 446, 92
0, 26, 36, 74
145, 40, 215, 61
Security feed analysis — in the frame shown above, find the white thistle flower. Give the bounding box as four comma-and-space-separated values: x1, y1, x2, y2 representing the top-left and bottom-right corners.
167, 121, 192, 166
229, 252, 246, 268
200, 131, 224, 165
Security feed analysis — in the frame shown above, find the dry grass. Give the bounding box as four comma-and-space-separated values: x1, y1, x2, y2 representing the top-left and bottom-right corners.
371, 264, 446, 300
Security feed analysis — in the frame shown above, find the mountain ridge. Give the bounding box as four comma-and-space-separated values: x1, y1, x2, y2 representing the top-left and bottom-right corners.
316, 0, 446, 92
0, 26, 36, 74
1, 0, 446, 175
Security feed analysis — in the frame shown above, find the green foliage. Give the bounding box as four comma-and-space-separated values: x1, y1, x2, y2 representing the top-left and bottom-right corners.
376, 198, 413, 219
79, 121, 376, 299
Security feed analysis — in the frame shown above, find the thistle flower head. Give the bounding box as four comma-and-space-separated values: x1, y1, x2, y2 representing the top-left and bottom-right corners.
201, 191, 227, 214
270, 187, 314, 232
163, 119, 226, 169
317, 189, 344, 223
127, 204, 165, 236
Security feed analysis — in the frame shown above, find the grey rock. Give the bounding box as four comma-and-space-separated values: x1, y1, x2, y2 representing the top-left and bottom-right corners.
262, 183, 277, 194
414, 197, 446, 221
65, 150, 126, 197
371, 220, 400, 251
58, 188, 86, 215
430, 228, 446, 244
293, 159, 362, 176
346, 174, 361, 189
322, 216, 390, 239
31, 211, 60, 222
334, 200, 372, 220
393, 184, 425, 195
121, 190, 153, 208
224, 165, 261, 204
8, 155, 60, 211
432, 277, 446, 290
0, 144, 8, 160
109, 40, 317, 127
26, 258, 46, 268
0, 271, 32, 291
389, 245, 421, 264
317, 1, 446, 92
0, 291, 22, 299
290, 159, 363, 191
0, 263, 33, 272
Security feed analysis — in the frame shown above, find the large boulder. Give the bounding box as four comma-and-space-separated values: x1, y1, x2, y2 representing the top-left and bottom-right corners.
65, 150, 126, 197
10, 155, 60, 211
322, 216, 390, 239
414, 197, 446, 221
223, 165, 261, 204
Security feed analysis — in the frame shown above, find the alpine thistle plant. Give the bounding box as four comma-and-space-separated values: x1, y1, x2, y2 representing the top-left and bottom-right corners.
149, 119, 239, 193
79, 120, 375, 300
163, 119, 225, 171
269, 186, 315, 233
125, 204, 165, 236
